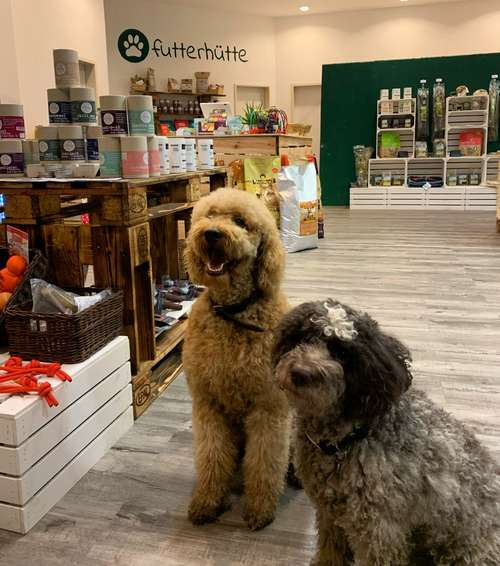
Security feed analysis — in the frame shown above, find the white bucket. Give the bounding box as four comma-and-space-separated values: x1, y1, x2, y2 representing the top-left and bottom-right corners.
53, 49, 80, 88
121, 135, 149, 178
169, 137, 187, 173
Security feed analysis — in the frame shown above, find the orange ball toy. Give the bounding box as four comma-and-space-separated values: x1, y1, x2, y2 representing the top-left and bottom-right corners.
6, 255, 27, 276
0, 268, 21, 293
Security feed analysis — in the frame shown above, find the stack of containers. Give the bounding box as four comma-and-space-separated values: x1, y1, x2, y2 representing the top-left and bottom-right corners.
21, 48, 102, 178
0, 104, 26, 177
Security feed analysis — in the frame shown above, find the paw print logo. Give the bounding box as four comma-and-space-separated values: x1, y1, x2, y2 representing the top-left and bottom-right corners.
118, 29, 149, 63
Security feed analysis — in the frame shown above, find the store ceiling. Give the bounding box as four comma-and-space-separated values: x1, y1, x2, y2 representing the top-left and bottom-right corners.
175, 0, 463, 17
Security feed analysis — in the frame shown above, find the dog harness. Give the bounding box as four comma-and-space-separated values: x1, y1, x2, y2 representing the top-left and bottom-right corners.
211, 289, 265, 333
305, 423, 371, 459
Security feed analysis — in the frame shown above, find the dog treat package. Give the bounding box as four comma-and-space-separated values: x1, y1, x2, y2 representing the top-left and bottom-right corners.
277, 160, 319, 253
243, 156, 281, 227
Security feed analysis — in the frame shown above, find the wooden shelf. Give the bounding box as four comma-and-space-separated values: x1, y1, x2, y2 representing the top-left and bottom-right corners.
147, 202, 194, 220
145, 90, 225, 97
378, 127, 415, 132
157, 113, 202, 119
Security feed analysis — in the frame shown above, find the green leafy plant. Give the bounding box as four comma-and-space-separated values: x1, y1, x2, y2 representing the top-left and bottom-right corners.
241, 102, 268, 127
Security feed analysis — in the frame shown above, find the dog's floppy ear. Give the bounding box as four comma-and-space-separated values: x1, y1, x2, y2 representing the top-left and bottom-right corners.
255, 225, 284, 296
273, 301, 326, 366
334, 312, 413, 420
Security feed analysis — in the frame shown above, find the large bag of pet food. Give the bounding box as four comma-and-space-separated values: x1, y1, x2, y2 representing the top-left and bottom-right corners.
243, 156, 281, 227
278, 161, 319, 253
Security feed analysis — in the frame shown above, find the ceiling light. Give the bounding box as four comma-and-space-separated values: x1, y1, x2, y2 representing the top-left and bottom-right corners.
400, 0, 409, 2
299, 6, 310, 12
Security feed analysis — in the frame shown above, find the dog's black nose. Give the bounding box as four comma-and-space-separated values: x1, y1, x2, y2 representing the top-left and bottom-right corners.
204, 229, 222, 243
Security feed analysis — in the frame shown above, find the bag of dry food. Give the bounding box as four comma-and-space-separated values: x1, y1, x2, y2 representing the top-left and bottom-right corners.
277, 161, 319, 253
243, 156, 281, 227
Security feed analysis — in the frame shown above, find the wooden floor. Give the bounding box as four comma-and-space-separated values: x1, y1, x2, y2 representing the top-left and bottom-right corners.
1, 208, 499, 565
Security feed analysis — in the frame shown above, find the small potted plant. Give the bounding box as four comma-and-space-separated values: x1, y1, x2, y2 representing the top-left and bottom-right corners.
242, 102, 268, 134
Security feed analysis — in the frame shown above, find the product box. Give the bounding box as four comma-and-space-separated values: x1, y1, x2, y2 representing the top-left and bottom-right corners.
391, 88, 401, 100
380, 89, 390, 101
403, 87, 413, 99
380, 101, 391, 114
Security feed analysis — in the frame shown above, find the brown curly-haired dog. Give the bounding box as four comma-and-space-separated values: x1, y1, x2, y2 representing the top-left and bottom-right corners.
183, 188, 290, 531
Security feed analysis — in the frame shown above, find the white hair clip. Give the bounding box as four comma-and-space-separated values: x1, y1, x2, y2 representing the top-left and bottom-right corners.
311, 301, 358, 342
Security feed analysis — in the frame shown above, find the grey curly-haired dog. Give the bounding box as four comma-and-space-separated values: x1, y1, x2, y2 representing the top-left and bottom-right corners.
274, 299, 500, 566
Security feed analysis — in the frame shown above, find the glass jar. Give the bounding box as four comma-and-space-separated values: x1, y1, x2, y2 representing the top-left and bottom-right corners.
353, 145, 373, 187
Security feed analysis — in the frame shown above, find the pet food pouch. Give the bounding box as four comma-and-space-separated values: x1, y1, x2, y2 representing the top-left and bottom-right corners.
278, 160, 319, 253
243, 156, 281, 227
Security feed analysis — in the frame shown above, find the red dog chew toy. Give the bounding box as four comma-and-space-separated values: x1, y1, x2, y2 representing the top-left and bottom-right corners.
0, 357, 72, 407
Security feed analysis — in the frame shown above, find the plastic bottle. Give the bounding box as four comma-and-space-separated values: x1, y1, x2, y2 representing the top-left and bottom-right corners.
488, 74, 500, 142
433, 78, 446, 140
416, 79, 430, 142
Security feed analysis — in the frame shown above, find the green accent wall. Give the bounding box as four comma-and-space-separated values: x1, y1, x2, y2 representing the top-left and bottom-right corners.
320, 53, 500, 206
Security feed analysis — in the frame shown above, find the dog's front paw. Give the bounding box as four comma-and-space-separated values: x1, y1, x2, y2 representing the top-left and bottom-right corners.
242, 502, 276, 531
188, 495, 230, 526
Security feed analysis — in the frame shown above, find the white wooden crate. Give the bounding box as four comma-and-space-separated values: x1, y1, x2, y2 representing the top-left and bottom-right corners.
465, 186, 498, 211
407, 158, 444, 185
368, 158, 406, 188
0, 383, 131, 505
0, 408, 133, 534
387, 187, 425, 209
0, 336, 132, 534
350, 187, 387, 209
426, 188, 465, 210
0, 361, 130, 476
486, 155, 499, 184
445, 157, 485, 186
0, 336, 130, 446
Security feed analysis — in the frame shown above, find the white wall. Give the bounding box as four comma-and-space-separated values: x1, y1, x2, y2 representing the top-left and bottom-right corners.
104, 0, 277, 110
0, 0, 21, 104
8, 0, 109, 137
274, 0, 500, 113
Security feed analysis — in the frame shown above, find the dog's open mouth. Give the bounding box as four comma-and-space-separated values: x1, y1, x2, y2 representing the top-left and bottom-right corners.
206, 260, 227, 276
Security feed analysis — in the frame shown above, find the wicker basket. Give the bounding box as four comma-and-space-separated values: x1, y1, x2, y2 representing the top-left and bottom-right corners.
0, 249, 48, 344
5, 289, 124, 364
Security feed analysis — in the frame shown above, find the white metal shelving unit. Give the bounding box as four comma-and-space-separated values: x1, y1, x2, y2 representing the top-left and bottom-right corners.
354, 92, 498, 210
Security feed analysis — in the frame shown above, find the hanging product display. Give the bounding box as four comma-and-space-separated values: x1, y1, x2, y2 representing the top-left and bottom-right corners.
488, 74, 500, 142
416, 79, 430, 142
432, 78, 446, 140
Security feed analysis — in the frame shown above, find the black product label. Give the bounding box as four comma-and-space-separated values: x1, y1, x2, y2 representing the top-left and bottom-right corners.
86, 138, 99, 161
0, 152, 24, 175
48, 101, 72, 124
101, 110, 129, 135
71, 100, 97, 123
61, 138, 86, 161
38, 139, 61, 161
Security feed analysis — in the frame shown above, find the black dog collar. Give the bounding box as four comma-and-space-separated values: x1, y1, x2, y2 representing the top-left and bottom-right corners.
211, 289, 265, 333
305, 424, 371, 457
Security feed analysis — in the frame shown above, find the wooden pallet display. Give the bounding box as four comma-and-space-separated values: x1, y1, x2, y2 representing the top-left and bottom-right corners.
0, 169, 227, 417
